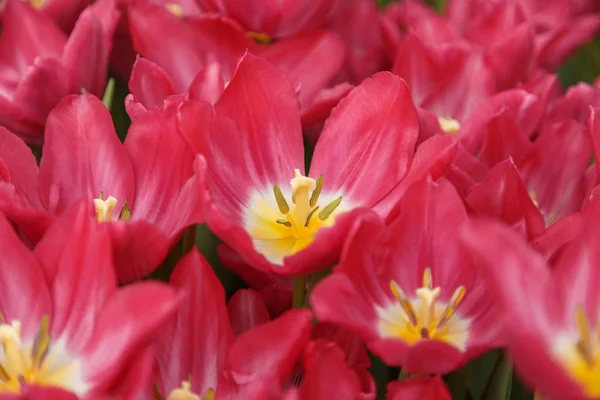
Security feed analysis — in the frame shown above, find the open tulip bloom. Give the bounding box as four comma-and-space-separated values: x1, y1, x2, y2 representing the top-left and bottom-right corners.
462, 196, 600, 399
1, 0, 600, 397
311, 178, 503, 374
177, 53, 456, 276
0, 205, 179, 398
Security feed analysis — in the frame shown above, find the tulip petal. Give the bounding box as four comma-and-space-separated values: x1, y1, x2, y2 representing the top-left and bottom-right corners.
309, 72, 418, 207
0, 214, 51, 338
128, 57, 177, 110
38, 94, 135, 215
228, 289, 271, 336
48, 204, 117, 354
156, 249, 233, 396
260, 30, 346, 108
81, 282, 178, 390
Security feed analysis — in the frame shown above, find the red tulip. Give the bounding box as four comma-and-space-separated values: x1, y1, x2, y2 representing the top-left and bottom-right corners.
461, 198, 600, 398
386, 376, 451, 400
9, 0, 91, 32
177, 54, 457, 276
0, 206, 178, 397
195, 0, 345, 39
0, 94, 206, 282
0, 0, 118, 144
311, 178, 504, 374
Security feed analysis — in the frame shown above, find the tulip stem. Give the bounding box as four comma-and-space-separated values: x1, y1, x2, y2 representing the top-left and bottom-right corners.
533, 393, 543, 400
181, 225, 197, 256
293, 276, 306, 309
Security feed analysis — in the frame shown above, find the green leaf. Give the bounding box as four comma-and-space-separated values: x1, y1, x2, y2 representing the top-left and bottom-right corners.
446, 368, 469, 400
482, 356, 513, 400
102, 77, 116, 110
468, 350, 503, 400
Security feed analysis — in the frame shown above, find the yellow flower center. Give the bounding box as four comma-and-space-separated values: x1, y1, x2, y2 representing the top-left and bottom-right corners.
28, 0, 44, 9
244, 169, 347, 264
93, 192, 131, 222
166, 381, 214, 400
438, 117, 461, 135
0, 317, 86, 395
376, 268, 471, 351
553, 306, 600, 396
247, 31, 272, 44
165, 2, 184, 17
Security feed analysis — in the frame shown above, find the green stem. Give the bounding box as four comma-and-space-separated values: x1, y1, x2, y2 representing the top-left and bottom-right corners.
397, 370, 411, 381
533, 393, 543, 400
293, 275, 306, 309
181, 225, 197, 256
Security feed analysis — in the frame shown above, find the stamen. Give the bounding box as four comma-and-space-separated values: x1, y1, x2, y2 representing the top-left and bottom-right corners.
98, 191, 104, 201
276, 219, 292, 227
438, 117, 460, 135
576, 306, 594, 366
304, 206, 319, 227
437, 286, 466, 328
310, 175, 323, 207
119, 199, 132, 221
390, 280, 418, 325
93, 195, 118, 222
423, 268, 433, 290
0, 363, 9, 382
32, 315, 50, 369
273, 185, 290, 214
0, 321, 25, 377
318, 196, 342, 221
420, 328, 430, 339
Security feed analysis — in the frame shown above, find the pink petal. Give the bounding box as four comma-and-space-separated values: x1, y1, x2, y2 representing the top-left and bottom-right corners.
38, 94, 135, 215
0, 214, 51, 338
228, 289, 271, 336
0, 126, 44, 209
156, 249, 233, 396
387, 376, 451, 400
0, 0, 66, 76
214, 53, 305, 188
128, 57, 177, 110
125, 99, 204, 236
104, 218, 171, 283
47, 204, 117, 354
309, 72, 418, 207
81, 282, 179, 391
188, 61, 227, 105
62, 3, 117, 96
298, 341, 362, 400
218, 309, 313, 396
260, 30, 346, 108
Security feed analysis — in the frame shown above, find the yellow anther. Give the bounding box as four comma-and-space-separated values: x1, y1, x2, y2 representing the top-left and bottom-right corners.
437, 286, 466, 328
304, 206, 319, 227
423, 268, 433, 290
438, 117, 461, 135
32, 316, 50, 369
390, 280, 417, 325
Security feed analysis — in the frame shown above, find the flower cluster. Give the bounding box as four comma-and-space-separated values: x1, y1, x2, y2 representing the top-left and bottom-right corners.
0, 0, 599, 398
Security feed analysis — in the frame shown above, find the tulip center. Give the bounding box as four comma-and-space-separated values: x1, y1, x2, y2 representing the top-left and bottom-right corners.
93, 192, 131, 222
28, 0, 44, 9
376, 268, 471, 351
165, 3, 184, 17
0, 317, 86, 395
247, 31, 272, 44
167, 381, 214, 400
244, 169, 347, 264
438, 117, 460, 135
553, 306, 600, 396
